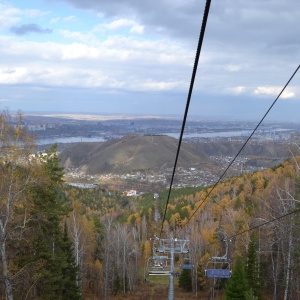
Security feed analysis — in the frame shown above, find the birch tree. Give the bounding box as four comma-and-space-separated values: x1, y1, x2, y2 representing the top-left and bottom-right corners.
103, 216, 114, 300
68, 199, 95, 292
0, 110, 36, 300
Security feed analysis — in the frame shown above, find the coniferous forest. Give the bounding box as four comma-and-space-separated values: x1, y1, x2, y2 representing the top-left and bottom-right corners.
2, 110, 300, 299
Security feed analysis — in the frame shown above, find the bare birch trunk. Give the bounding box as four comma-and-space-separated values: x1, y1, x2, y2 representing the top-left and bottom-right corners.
284, 221, 293, 300
271, 242, 280, 300
104, 217, 113, 300
122, 233, 126, 295
0, 230, 13, 300
70, 210, 81, 289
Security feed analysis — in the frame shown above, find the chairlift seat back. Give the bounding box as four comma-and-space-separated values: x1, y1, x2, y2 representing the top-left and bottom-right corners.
180, 264, 194, 270
205, 269, 231, 279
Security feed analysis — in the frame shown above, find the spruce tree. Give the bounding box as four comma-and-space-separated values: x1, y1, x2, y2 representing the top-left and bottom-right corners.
246, 233, 262, 300
245, 288, 258, 300
30, 144, 81, 299
179, 268, 193, 291
224, 256, 248, 300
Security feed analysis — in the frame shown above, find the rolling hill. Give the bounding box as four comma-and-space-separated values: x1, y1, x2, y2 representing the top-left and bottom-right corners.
59, 135, 214, 174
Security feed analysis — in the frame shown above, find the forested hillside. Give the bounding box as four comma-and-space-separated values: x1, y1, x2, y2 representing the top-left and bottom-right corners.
0, 112, 80, 300
60, 151, 300, 299
1, 111, 300, 299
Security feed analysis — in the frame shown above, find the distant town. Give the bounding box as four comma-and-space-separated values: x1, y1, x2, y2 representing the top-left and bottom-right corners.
22, 113, 300, 193
24, 113, 300, 142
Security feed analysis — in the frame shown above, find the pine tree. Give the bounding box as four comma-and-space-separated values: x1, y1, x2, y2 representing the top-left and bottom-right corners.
225, 256, 248, 300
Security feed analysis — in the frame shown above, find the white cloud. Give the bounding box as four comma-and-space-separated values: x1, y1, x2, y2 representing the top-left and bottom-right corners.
0, 0, 298, 119
60, 30, 98, 43
0, 3, 50, 31
63, 15, 77, 22
0, 4, 21, 29
50, 17, 60, 24
105, 19, 134, 30
0, 65, 110, 88
224, 64, 248, 72
130, 80, 186, 91
23, 9, 50, 18
0, 67, 29, 84
254, 86, 295, 99
130, 24, 144, 34
0, 33, 193, 92
225, 86, 246, 95
60, 43, 100, 60
102, 18, 144, 34
50, 16, 77, 24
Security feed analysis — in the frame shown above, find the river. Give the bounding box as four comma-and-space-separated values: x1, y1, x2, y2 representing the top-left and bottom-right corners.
37, 130, 259, 145
37, 136, 106, 145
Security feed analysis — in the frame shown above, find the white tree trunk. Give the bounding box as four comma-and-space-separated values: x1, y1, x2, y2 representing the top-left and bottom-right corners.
0, 228, 13, 300
103, 217, 113, 300
284, 221, 293, 300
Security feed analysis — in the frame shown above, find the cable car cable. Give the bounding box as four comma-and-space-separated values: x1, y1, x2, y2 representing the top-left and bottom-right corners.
159, 0, 212, 238
227, 206, 300, 241
201, 205, 300, 253
181, 64, 300, 230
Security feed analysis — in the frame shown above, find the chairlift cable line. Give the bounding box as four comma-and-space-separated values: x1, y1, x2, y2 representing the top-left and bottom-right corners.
201, 209, 299, 279
181, 64, 300, 230
202, 206, 300, 251
228, 206, 300, 241
159, 0, 212, 238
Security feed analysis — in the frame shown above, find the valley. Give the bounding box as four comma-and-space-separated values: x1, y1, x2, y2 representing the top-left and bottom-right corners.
2, 111, 300, 299
24, 113, 300, 192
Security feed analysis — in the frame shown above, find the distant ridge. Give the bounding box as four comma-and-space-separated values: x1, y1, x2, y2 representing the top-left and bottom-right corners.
59, 135, 213, 174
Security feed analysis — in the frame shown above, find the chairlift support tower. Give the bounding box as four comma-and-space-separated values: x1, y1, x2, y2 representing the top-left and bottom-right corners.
153, 236, 189, 300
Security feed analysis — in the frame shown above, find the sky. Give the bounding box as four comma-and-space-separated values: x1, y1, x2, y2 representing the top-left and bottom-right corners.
0, 0, 299, 121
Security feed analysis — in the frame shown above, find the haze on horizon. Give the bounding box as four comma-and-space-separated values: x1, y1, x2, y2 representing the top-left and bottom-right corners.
0, 0, 299, 122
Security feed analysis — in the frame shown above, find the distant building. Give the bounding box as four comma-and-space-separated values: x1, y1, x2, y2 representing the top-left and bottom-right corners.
126, 190, 137, 197
27, 124, 46, 131
66, 183, 98, 189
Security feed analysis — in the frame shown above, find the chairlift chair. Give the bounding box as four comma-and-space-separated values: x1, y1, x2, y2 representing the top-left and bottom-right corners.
180, 255, 194, 270
205, 257, 231, 279
146, 255, 171, 276
205, 238, 231, 279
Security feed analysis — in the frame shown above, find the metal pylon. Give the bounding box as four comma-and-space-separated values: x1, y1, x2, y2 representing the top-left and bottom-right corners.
153, 236, 189, 300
